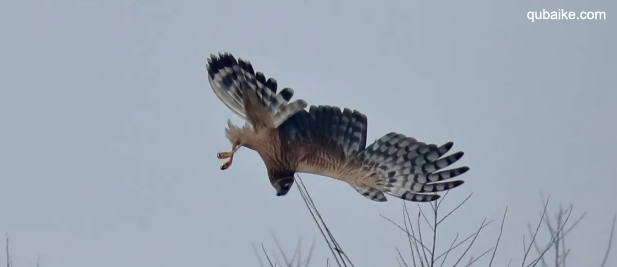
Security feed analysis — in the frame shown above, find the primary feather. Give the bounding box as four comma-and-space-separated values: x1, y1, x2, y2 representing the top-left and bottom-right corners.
207, 52, 307, 128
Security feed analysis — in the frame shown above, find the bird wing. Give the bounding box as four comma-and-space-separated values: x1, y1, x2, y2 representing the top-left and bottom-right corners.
206, 52, 307, 128
278, 105, 469, 202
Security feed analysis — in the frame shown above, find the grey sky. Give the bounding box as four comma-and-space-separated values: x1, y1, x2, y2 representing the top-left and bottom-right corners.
1, 0, 615, 267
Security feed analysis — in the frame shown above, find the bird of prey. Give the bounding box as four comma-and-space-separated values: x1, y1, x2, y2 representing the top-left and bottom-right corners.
206, 52, 469, 202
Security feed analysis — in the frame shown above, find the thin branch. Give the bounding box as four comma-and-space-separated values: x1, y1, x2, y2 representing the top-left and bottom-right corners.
488, 206, 508, 267
430, 205, 438, 266
438, 232, 459, 267
5, 234, 9, 267
527, 223, 548, 267
526, 205, 573, 267
302, 237, 317, 267
262, 244, 275, 267
600, 213, 616, 267
297, 175, 353, 267
380, 214, 431, 253
396, 247, 410, 267
521, 196, 551, 267
270, 232, 292, 267
434, 224, 491, 262
465, 247, 493, 267
252, 243, 266, 267
418, 205, 434, 232
296, 177, 341, 267
451, 219, 491, 267
416, 209, 431, 267
436, 193, 473, 226
404, 203, 426, 267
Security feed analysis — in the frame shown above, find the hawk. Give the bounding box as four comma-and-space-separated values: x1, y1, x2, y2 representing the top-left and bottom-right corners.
206, 52, 469, 202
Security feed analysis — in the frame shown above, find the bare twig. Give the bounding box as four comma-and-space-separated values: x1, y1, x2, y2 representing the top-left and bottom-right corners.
436, 194, 473, 226
379, 214, 431, 253
416, 209, 431, 267
260, 180, 615, 267
253, 242, 266, 267
488, 206, 508, 267
5, 234, 9, 267
600, 213, 616, 267
296, 175, 355, 267
403, 203, 424, 267
452, 219, 491, 267
526, 204, 574, 267
396, 247, 410, 267
262, 243, 275, 267
521, 196, 551, 267
438, 232, 459, 267
383, 191, 486, 267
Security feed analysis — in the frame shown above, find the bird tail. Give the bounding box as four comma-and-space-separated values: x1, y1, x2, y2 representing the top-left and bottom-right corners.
207, 53, 307, 128
359, 132, 469, 202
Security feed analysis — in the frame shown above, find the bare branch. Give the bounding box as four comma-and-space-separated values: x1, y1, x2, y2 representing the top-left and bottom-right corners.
5, 234, 9, 267
415, 209, 431, 267
521, 196, 551, 267
262, 243, 275, 267
526, 205, 573, 267
600, 213, 616, 267
452, 219, 491, 267
434, 225, 491, 262
252, 242, 266, 267
431, 206, 438, 266
437, 193, 473, 226
438, 232, 459, 267
464, 247, 492, 267
380, 214, 431, 254
488, 206, 508, 267
296, 175, 354, 267
396, 247, 410, 267
270, 232, 292, 267
527, 223, 548, 267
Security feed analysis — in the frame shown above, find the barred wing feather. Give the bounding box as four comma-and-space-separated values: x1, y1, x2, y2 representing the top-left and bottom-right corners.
279, 105, 469, 202
206, 53, 307, 128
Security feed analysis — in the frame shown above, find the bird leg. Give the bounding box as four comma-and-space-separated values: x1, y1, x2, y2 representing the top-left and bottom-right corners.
217, 142, 241, 170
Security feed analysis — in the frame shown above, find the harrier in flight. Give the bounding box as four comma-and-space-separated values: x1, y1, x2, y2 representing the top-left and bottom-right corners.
206, 52, 469, 202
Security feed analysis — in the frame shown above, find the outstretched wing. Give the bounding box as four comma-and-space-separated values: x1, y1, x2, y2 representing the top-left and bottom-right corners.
278, 105, 469, 202
278, 105, 384, 200
206, 52, 307, 128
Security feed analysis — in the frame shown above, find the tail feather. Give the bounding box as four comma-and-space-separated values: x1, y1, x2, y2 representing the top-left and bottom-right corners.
359, 132, 468, 202
207, 52, 307, 128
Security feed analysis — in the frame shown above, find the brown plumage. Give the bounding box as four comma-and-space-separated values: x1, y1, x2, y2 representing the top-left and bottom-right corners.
207, 52, 470, 202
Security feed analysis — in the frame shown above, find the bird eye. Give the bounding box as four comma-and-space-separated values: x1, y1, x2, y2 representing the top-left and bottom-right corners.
276, 182, 292, 196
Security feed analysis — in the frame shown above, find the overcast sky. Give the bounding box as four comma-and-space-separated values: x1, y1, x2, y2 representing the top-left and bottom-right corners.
1, 0, 615, 267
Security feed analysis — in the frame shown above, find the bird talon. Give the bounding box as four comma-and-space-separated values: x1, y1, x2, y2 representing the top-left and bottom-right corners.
220, 161, 232, 170
217, 144, 240, 170
217, 152, 232, 159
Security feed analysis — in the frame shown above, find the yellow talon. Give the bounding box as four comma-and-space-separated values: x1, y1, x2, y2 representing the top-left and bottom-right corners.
217, 143, 241, 170
220, 160, 232, 170
217, 152, 233, 159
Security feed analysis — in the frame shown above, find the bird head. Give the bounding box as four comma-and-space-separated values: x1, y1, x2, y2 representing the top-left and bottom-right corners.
270, 171, 296, 196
